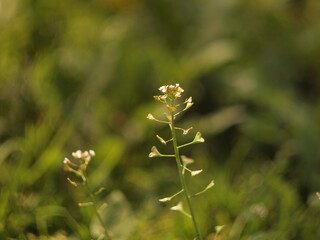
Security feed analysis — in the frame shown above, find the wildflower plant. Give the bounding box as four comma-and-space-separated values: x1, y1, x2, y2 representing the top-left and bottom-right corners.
63, 150, 112, 240
148, 84, 214, 240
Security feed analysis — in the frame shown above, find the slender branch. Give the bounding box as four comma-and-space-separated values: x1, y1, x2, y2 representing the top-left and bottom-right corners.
159, 189, 184, 202
83, 179, 113, 240
156, 154, 175, 158
153, 119, 170, 124
170, 110, 203, 240
174, 111, 183, 117
178, 142, 195, 149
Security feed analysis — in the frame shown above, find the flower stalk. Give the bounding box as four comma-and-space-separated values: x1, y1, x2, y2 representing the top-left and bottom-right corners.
148, 84, 213, 240
170, 110, 203, 240
83, 177, 112, 240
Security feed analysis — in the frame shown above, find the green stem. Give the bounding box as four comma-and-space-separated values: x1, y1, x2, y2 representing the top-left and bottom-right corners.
83, 179, 113, 240
170, 111, 203, 240
178, 141, 194, 149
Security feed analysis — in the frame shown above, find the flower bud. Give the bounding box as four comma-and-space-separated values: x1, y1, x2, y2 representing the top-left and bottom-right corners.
156, 135, 167, 145
89, 150, 95, 157
72, 150, 82, 159
63, 157, 71, 165
67, 178, 78, 187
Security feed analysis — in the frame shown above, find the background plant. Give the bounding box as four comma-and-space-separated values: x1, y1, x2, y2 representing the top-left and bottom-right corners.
63, 150, 112, 240
1, 0, 320, 239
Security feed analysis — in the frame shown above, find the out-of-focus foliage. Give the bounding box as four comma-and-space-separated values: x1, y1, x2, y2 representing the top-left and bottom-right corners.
0, 0, 320, 239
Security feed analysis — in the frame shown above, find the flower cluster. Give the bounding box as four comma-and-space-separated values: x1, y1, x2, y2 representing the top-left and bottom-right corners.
154, 84, 185, 102
63, 149, 96, 185
72, 150, 95, 164
151, 84, 194, 114
159, 84, 184, 97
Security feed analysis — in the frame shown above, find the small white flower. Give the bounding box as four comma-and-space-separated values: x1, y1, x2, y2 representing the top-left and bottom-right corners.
82, 151, 89, 158
157, 84, 184, 99
72, 150, 82, 159
159, 86, 167, 93
89, 150, 95, 157
64, 157, 71, 164
84, 156, 91, 164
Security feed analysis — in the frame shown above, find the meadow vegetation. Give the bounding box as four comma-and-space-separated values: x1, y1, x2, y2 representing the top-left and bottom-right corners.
0, 0, 320, 239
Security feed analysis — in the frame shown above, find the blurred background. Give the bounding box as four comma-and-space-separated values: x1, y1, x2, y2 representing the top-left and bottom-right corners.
1, 0, 320, 239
